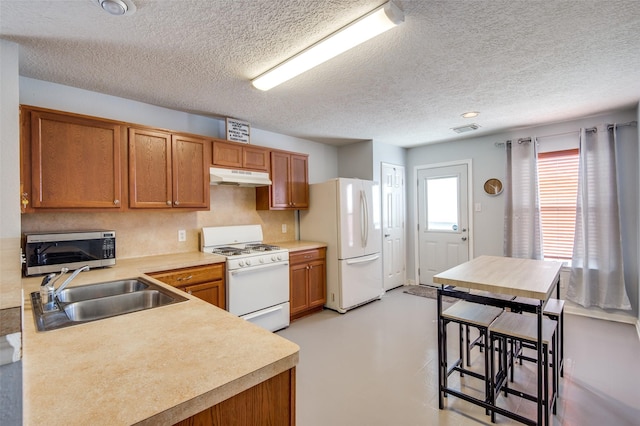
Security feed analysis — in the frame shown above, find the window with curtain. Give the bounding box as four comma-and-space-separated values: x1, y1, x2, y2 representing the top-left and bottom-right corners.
537, 149, 579, 260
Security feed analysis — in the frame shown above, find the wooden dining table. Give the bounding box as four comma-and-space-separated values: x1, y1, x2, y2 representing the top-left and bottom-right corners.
433, 255, 563, 426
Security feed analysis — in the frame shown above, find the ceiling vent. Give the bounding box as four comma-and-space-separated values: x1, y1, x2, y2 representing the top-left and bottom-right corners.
451, 124, 480, 134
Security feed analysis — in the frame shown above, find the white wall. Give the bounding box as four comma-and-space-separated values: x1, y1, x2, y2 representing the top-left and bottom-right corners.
406, 108, 639, 316
0, 41, 20, 242
0, 39, 23, 312
19, 78, 339, 184
337, 139, 407, 183
372, 140, 407, 184
337, 140, 374, 180
0, 38, 23, 423
248, 127, 338, 183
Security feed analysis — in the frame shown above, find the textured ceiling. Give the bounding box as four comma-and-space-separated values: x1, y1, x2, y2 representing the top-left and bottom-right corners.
1, 0, 639, 148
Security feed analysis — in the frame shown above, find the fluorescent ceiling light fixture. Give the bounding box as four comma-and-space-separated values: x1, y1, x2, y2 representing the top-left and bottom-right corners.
461, 111, 480, 118
251, 1, 404, 91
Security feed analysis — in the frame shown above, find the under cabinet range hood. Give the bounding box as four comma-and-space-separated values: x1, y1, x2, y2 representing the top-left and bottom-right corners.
209, 167, 272, 187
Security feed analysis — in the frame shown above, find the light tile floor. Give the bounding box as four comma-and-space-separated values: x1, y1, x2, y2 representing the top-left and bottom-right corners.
277, 287, 640, 426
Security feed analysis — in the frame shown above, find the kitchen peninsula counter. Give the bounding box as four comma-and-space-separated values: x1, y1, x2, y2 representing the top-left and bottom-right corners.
21, 252, 300, 425
275, 240, 328, 252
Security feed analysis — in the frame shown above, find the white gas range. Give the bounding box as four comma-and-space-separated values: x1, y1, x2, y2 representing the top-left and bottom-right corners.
201, 225, 290, 332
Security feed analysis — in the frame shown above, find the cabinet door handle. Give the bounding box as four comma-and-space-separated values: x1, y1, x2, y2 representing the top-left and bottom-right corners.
113, 199, 120, 205
166, 200, 172, 206
21, 192, 29, 211
174, 200, 180, 206
187, 290, 193, 295
177, 275, 193, 281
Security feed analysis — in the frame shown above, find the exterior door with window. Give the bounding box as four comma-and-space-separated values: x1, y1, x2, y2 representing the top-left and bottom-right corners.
381, 163, 405, 291
417, 164, 469, 285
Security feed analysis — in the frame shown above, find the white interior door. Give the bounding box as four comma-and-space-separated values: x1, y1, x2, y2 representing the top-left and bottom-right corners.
381, 163, 405, 291
417, 163, 470, 285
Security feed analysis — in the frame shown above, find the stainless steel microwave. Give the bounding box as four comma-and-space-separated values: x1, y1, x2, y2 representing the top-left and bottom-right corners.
23, 230, 116, 276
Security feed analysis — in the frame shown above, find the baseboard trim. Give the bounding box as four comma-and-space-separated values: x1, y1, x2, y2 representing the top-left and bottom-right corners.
564, 303, 637, 325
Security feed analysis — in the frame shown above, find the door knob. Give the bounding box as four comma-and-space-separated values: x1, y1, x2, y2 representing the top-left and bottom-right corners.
461, 237, 467, 241
384, 234, 391, 237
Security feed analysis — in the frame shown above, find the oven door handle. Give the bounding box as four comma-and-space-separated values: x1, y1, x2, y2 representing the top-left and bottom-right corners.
230, 262, 289, 275
242, 305, 283, 321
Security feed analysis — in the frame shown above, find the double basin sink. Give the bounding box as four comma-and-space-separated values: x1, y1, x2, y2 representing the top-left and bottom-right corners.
30, 277, 187, 331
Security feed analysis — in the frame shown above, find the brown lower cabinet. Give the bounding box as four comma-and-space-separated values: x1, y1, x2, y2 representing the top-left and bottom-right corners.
173, 367, 295, 426
149, 263, 225, 310
289, 248, 326, 321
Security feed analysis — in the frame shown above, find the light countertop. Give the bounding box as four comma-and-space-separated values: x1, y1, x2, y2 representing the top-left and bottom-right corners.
273, 240, 327, 252
21, 252, 299, 425
433, 255, 563, 300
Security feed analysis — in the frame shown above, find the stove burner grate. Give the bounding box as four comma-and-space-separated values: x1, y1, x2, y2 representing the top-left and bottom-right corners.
245, 243, 281, 252
211, 247, 252, 256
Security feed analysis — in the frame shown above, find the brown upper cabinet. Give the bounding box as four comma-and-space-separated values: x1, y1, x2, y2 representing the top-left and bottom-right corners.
20, 106, 126, 211
212, 139, 270, 172
129, 128, 210, 209
256, 150, 309, 210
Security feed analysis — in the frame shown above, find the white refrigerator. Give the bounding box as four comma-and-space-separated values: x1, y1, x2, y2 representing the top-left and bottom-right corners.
300, 178, 383, 313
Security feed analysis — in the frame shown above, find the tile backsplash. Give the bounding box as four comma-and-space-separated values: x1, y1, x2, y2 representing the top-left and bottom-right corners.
21, 186, 296, 259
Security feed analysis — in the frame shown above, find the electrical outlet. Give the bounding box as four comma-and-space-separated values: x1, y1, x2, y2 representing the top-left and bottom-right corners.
281, 224, 287, 233
178, 229, 186, 242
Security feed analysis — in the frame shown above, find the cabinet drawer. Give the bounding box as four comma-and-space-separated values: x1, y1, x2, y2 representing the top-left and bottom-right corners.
149, 263, 224, 287
290, 248, 326, 265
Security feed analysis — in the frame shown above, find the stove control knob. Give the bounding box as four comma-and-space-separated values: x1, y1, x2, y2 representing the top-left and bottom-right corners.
246, 259, 252, 266
259, 258, 265, 264
271, 255, 277, 262
238, 260, 245, 267
277, 254, 282, 261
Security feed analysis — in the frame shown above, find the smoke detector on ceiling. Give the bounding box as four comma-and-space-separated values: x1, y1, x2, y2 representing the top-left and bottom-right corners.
451, 123, 481, 134
91, 0, 136, 16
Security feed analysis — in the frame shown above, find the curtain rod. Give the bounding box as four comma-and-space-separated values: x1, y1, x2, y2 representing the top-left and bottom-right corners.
494, 138, 531, 147
496, 121, 637, 145
587, 121, 637, 133
608, 120, 637, 130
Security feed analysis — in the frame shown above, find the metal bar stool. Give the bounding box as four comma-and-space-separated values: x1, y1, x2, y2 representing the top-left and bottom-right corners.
440, 300, 504, 412
513, 297, 565, 377
489, 311, 558, 425
464, 290, 516, 366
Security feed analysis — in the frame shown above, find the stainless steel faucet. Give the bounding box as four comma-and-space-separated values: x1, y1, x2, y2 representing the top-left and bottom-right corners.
54, 265, 90, 298
40, 267, 69, 312
39, 266, 89, 312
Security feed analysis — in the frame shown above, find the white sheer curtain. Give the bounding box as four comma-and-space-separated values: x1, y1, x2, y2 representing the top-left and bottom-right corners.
568, 126, 631, 310
503, 139, 543, 259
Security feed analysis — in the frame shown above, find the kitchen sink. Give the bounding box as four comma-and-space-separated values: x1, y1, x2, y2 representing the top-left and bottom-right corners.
30, 277, 187, 331
63, 290, 176, 322
56, 279, 149, 303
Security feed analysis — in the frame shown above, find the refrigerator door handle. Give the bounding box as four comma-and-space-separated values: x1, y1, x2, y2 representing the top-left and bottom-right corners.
346, 254, 380, 265
360, 190, 369, 248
